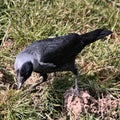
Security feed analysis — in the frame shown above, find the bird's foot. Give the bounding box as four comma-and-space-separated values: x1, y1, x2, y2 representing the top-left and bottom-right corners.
26, 80, 44, 93
68, 87, 80, 102
72, 87, 79, 96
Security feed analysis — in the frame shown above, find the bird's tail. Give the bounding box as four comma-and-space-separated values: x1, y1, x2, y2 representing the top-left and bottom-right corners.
80, 29, 112, 45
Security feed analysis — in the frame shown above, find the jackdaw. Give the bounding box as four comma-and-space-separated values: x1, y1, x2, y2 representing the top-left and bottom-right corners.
14, 29, 112, 91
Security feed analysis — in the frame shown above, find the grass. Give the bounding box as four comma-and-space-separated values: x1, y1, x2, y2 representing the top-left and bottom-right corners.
0, 0, 120, 119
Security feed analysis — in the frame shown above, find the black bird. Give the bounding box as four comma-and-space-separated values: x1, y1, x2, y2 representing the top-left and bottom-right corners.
14, 29, 112, 91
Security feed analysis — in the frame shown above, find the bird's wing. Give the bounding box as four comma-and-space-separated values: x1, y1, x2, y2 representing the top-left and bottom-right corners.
40, 33, 81, 66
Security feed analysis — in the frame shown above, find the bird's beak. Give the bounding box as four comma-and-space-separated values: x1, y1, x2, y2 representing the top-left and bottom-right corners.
18, 82, 22, 89
18, 76, 24, 89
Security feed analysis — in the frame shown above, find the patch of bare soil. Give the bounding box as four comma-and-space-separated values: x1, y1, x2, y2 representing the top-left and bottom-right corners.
0, 38, 14, 49
64, 88, 119, 120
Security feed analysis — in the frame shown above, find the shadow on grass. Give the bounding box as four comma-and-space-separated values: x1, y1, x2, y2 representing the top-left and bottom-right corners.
0, 67, 119, 120
47, 69, 120, 119
52, 73, 97, 100
51, 68, 120, 101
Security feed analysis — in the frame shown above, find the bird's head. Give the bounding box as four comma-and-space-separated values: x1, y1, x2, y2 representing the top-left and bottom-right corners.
15, 61, 33, 89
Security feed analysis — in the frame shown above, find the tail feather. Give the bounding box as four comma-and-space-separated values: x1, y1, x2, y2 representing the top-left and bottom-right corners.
81, 29, 112, 45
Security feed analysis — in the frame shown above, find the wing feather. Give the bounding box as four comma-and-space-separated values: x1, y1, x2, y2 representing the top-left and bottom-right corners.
40, 33, 81, 66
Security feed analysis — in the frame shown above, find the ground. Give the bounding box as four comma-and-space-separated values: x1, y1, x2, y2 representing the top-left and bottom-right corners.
0, 0, 120, 120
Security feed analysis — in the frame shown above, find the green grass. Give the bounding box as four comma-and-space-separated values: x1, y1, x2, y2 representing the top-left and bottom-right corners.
0, 0, 120, 119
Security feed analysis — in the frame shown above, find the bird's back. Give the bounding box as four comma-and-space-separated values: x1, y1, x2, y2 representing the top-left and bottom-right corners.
38, 33, 84, 66
18, 33, 82, 66
16, 29, 112, 68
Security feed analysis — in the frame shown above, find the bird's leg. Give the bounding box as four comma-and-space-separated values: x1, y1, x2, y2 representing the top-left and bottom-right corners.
27, 73, 48, 92
73, 74, 79, 96
41, 73, 48, 83
35, 73, 48, 86
72, 68, 79, 95
74, 74, 79, 92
